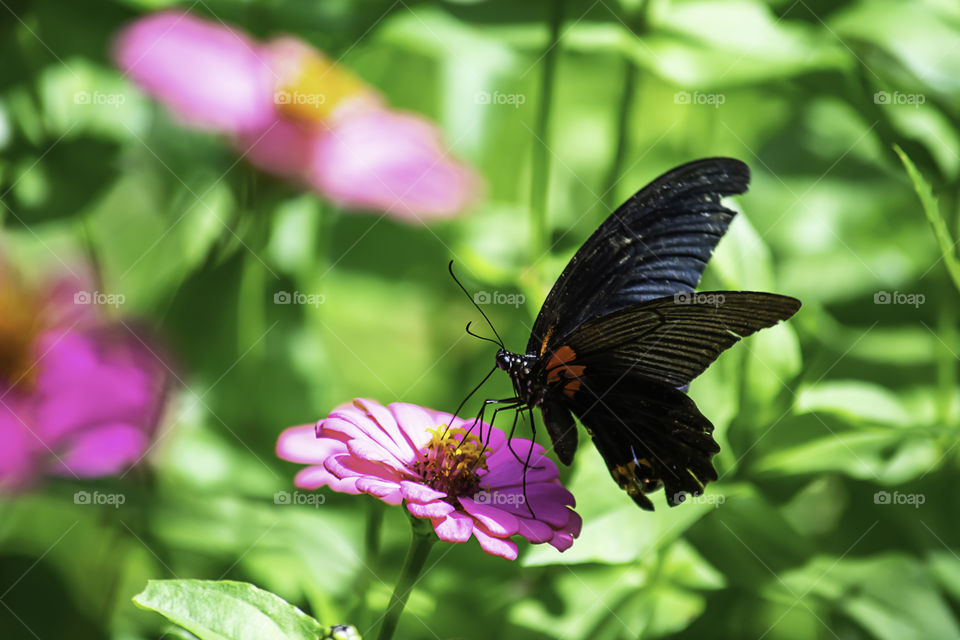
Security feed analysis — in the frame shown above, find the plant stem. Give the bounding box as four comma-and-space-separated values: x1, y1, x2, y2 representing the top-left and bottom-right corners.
376, 516, 436, 640
529, 0, 566, 278
603, 56, 638, 213
349, 499, 385, 626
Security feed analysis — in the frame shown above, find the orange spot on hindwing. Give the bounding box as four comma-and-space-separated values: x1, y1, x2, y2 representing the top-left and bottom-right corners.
545, 345, 585, 398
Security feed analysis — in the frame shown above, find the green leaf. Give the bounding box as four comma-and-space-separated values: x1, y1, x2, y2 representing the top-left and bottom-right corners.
132, 579, 326, 640
894, 144, 960, 294
796, 380, 912, 427
782, 554, 960, 640
609, 0, 848, 87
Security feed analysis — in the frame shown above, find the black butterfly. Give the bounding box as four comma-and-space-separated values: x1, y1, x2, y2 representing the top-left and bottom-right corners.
457, 157, 800, 510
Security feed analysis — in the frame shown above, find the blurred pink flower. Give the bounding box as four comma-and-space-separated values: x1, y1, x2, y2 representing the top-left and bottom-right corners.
113, 11, 479, 221
307, 109, 479, 220
277, 398, 581, 560
114, 11, 275, 133
0, 265, 171, 491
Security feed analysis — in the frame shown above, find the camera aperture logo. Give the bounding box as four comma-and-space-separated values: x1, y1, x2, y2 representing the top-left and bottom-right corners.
473, 490, 524, 506
474, 90, 526, 108
674, 291, 725, 307
274, 90, 326, 106
473, 291, 525, 308
73, 91, 126, 108
873, 91, 925, 108
674, 91, 725, 108
873, 490, 924, 509
873, 290, 924, 308
274, 291, 325, 307
74, 490, 125, 508
673, 491, 725, 508
274, 490, 325, 508
74, 290, 125, 309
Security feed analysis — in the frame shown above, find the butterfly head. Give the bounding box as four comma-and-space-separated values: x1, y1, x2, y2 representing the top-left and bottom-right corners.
495, 348, 512, 372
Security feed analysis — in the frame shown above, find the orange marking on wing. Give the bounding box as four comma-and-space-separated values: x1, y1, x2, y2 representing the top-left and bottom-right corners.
563, 379, 582, 398
539, 324, 556, 357
546, 345, 576, 371
546, 344, 586, 395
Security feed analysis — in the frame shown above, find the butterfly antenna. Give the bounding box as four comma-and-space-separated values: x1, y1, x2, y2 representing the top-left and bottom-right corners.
448, 260, 505, 349
465, 322, 502, 348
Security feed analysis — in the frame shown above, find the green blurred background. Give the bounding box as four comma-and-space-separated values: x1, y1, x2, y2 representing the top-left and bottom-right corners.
3, 0, 960, 638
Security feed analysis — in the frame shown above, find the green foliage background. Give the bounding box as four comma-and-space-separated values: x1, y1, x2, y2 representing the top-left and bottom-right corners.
2, 0, 960, 638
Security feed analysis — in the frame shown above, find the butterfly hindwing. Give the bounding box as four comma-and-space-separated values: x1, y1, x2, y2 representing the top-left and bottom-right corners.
527, 157, 750, 356
534, 292, 799, 507
560, 370, 720, 510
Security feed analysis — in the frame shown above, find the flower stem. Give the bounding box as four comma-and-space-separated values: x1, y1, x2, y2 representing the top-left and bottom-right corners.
602, 56, 637, 213
376, 516, 436, 640
529, 0, 566, 280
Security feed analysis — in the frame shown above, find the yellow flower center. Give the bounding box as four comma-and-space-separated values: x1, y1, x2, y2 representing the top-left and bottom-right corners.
0, 276, 41, 389
275, 48, 376, 124
414, 425, 488, 499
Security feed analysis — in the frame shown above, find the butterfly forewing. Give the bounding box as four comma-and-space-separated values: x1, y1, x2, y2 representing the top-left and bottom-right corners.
527, 157, 750, 357
558, 291, 802, 388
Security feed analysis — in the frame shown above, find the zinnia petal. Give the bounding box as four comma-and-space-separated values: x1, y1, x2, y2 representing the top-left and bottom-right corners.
406, 499, 454, 519
307, 109, 479, 221
114, 11, 275, 134
51, 422, 148, 477
277, 424, 346, 464
459, 497, 520, 537
472, 526, 518, 561
432, 511, 473, 543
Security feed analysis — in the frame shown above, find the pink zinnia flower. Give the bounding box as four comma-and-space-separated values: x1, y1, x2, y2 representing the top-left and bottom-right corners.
307, 109, 479, 220
114, 11, 276, 134
113, 11, 479, 220
0, 264, 171, 490
277, 399, 581, 560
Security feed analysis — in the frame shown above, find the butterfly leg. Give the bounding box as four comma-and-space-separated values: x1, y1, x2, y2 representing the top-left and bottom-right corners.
472, 399, 522, 466
520, 406, 539, 519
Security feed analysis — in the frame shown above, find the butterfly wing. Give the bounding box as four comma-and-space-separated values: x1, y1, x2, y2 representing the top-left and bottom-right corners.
558, 291, 802, 388
535, 292, 800, 508
567, 371, 719, 511
527, 157, 750, 356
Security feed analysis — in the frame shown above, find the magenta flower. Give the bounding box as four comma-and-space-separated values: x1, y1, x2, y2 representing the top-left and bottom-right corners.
113, 11, 479, 220
0, 266, 171, 490
114, 11, 275, 134
277, 398, 581, 560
